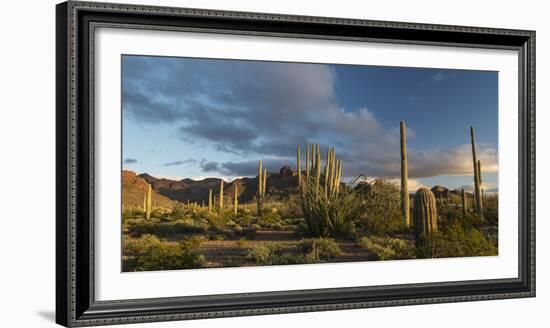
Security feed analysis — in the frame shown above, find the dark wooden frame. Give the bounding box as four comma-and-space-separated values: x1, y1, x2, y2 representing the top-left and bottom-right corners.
56, 1, 536, 326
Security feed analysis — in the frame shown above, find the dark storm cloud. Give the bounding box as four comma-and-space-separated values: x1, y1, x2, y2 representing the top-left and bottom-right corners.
219, 158, 292, 177
200, 160, 219, 172
123, 56, 497, 179
161, 158, 197, 167
123, 158, 138, 164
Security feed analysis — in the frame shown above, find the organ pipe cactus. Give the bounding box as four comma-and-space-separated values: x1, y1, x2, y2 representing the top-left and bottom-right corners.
413, 188, 438, 239
400, 120, 410, 226
144, 183, 152, 219
470, 126, 484, 220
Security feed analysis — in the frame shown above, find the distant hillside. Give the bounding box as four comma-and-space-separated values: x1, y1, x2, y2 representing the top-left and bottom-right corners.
134, 165, 299, 205
122, 170, 176, 209
125, 168, 475, 207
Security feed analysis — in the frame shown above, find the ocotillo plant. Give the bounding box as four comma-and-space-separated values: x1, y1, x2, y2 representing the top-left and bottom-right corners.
219, 180, 224, 210
470, 126, 484, 220
234, 184, 238, 214
461, 188, 467, 219
400, 120, 410, 226
297, 146, 302, 189
413, 188, 438, 239
144, 183, 152, 219
208, 189, 212, 213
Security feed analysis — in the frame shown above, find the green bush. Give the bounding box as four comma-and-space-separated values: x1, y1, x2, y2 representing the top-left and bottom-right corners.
123, 234, 205, 271
298, 238, 342, 261
126, 218, 206, 237
358, 236, 415, 260
417, 223, 497, 258
359, 180, 407, 235
247, 239, 342, 266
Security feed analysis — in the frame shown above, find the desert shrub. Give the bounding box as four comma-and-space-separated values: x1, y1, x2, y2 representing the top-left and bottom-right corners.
359, 236, 415, 260
206, 212, 228, 228
417, 223, 497, 258
126, 218, 206, 237
123, 234, 205, 271
359, 179, 407, 235
246, 244, 306, 265
259, 210, 283, 225
122, 208, 145, 221
483, 195, 499, 226
298, 238, 342, 261
247, 239, 341, 266
271, 222, 283, 231
301, 177, 364, 238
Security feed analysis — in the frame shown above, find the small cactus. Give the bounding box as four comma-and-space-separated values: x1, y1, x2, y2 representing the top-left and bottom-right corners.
413, 188, 438, 239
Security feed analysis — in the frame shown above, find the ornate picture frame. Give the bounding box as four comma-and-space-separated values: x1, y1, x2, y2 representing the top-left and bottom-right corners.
56, 1, 535, 326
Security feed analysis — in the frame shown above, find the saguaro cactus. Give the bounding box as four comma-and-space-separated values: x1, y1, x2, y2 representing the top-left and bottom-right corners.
461, 188, 467, 219
413, 188, 438, 238
257, 160, 265, 216
208, 189, 212, 212
470, 126, 484, 220
478, 160, 484, 210
144, 183, 152, 219
400, 120, 410, 226
305, 146, 310, 183
297, 146, 302, 189
234, 184, 238, 214
219, 180, 224, 210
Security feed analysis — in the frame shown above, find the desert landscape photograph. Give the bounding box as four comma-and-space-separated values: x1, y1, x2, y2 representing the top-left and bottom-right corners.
121, 55, 499, 272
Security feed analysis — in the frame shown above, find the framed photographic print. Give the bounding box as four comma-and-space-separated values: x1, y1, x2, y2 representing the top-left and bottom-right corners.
56, 1, 535, 326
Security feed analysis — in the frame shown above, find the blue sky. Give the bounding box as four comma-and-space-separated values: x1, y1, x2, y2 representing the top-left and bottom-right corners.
122, 55, 498, 192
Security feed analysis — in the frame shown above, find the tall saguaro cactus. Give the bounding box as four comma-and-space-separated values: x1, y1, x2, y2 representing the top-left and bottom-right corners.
257, 160, 266, 216
413, 188, 438, 239
461, 188, 467, 219
305, 146, 310, 184
208, 189, 212, 212
315, 144, 321, 195
400, 120, 410, 226
297, 146, 302, 189
219, 180, 224, 210
470, 126, 484, 220
234, 184, 238, 214
144, 183, 152, 219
